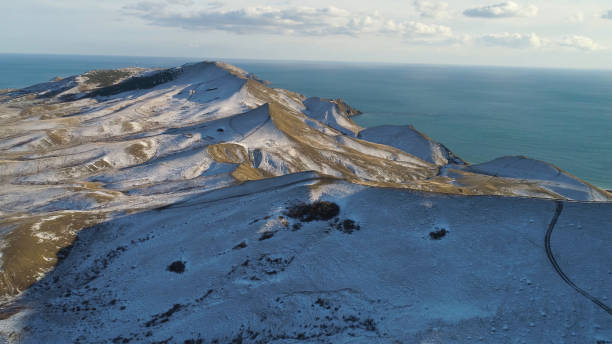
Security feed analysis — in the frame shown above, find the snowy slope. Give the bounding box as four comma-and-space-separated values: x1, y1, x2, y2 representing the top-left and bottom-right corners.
460, 156, 611, 201
1, 175, 610, 343
0, 61, 610, 343
358, 125, 465, 166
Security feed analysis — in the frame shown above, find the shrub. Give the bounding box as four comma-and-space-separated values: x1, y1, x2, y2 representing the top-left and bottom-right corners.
233, 241, 247, 250
167, 260, 186, 273
429, 229, 447, 240
84, 70, 131, 87
87, 68, 182, 97
340, 219, 360, 234
285, 201, 340, 222
259, 232, 275, 241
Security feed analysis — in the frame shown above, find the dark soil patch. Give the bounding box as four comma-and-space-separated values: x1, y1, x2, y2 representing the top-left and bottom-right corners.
167, 261, 186, 273
285, 201, 340, 222
429, 229, 447, 240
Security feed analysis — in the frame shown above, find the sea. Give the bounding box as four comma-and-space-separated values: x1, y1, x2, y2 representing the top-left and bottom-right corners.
1, 53, 611, 189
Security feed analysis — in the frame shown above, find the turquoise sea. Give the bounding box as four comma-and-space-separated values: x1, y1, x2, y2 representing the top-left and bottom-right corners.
1, 54, 611, 189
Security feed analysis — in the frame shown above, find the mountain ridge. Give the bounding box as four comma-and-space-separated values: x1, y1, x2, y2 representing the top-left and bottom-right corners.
0, 61, 610, 343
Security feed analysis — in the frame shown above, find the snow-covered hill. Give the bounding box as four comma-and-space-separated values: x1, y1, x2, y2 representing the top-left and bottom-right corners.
0, 61, 610, 343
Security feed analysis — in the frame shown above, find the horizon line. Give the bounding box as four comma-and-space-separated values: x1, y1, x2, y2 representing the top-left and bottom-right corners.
2, 51, 612, 73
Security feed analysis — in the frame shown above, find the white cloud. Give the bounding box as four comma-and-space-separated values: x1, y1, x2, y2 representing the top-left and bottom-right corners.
384, 20, 469, 45
123, 1, 167, 12
167, 0, 194, 6
602, 10, 612, 20
463, 1, 538, 18
567, 12, 584, 23
122, 1, 606, 54
559, 35, 604, 51
413, 0, 450, 19
480, 32, 544, 48
479, 33, 605, 52
124, 2, 468, 45
124, 4, 371, 36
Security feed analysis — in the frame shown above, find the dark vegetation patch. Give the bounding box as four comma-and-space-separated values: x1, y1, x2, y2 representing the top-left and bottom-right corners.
167, 261, 186, 273
145, 304, 184, 327
154, 204, 173, 212
260, 295, 380, 341
285, 201, 340, 222
130, 233, 155, 244
429, 228, 447, 240
228, 254, 294, 280
84, 70, 132, 87
112, 335, 133, 343
258, 232, 275, 241
329, 219, 361, 234
195, 289, 214, 303
56, 244, 74, 263
202, 312, 378, 344
86, 68, 182, 98
233, 241, 247, 250
79, 245, 127, 283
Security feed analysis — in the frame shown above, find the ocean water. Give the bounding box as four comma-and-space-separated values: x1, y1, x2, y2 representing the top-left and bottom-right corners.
2, 54, 611, 189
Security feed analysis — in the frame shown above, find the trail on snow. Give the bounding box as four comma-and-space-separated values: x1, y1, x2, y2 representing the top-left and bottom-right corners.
545, 201, 612, 316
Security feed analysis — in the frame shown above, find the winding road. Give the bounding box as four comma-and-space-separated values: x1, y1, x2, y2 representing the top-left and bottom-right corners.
545, 200, 612, 316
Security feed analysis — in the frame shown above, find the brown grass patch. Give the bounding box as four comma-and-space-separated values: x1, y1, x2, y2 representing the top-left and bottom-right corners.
207, 143, 248, 164
0, 212, 107, 296
231, 163, 271, 182
46, 129, 71, 145
125, 142, 151, 163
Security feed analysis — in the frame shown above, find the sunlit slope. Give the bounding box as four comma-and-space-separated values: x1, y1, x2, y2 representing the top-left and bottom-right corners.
0, 60, 610, 298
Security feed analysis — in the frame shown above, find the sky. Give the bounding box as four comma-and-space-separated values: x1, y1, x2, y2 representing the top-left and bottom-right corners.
1, 0, 612, 69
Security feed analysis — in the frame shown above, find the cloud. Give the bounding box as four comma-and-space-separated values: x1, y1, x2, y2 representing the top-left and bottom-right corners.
480, 32, 544, 48
124, 2, 468, 45
602, 10, 612, 19
207, 1, 224, 10
385, 20, 469, 45
463, 1, 538, 18
559, 35, 604, 51
479, 33, 605, 52
167, 0, 194, 6
125, 4, 367, 36
413, 0, 450, 19
567, 12, 584, 23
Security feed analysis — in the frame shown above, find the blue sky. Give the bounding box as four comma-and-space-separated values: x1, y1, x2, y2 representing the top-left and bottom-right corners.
2, 0, 612, 69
